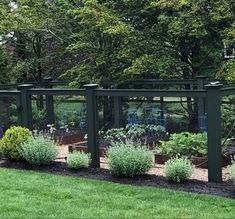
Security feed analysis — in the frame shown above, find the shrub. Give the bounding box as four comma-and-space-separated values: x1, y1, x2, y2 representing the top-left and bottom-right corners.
145, 124, 166, 136
67, 152, 90, 169
0, 140, 3, 158
159, 132, 207, 157
164, 157, 194, 183
126, 124, 146, 138
0, 126, 32, 160
126, 124, 166, 138
103, 124, 166, 143
20, 135, 59, 165
102, 128, 126, 143
230, 164, 235, 183
106, 141, 154, 177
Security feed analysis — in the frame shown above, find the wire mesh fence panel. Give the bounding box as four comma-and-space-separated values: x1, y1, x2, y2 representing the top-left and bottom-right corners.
0, 97, 18, 135
221, 94, 235, 162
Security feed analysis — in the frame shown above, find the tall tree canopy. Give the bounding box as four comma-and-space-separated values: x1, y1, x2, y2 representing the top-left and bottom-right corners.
0, 0, 234, 85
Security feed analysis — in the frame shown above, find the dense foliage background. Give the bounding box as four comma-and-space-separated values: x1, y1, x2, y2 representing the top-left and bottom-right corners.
0, 0, 234, 85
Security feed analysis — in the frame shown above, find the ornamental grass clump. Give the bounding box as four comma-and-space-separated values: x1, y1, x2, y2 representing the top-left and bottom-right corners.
230, 164, 235, 183
106, 141, 154, 177
67, 151, 91, 169
0, 126, 32, 160
20, 135, 59, 165
164, 157, 194, 183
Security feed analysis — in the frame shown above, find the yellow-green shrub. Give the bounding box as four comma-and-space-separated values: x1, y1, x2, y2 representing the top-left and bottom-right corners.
0, 140, 3, 158
0, 126, 32, 160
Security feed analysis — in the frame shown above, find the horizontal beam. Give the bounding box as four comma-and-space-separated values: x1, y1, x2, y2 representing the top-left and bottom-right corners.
0, 81, 68, 89
28, 89, 86, 96
101, 79, 198, 85
0, 90, 20, 97
95, 89, 207, 98
221, 87, 235, 96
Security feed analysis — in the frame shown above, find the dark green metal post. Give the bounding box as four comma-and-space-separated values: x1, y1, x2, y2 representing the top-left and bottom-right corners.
205, 82, 223, 183
114, 96, 123, 128
44, 77, 55, 125
17, 84, 33, 129
197, 76, 207, 131
84, 84, 100, 168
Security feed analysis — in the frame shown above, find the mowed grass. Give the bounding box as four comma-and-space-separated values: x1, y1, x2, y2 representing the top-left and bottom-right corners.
0, 168, 234, 219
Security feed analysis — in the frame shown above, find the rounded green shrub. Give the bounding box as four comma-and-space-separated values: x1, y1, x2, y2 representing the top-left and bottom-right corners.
20, 135, 59, 165
0, 126, 32, 160
106, 141, 154, 177
230, 164, 235, 183
164, 157, 194, 182
67, 151, 90, 169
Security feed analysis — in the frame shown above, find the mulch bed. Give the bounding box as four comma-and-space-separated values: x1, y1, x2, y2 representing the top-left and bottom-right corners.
0, 159, 234, 200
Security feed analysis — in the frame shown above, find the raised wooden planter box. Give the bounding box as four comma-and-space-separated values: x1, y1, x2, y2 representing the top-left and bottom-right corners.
55, 131, 86, 145
154, 154, 231, 168
68, 141, 106, 157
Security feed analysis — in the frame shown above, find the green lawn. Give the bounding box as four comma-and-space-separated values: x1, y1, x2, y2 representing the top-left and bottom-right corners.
0, 168, 234, 219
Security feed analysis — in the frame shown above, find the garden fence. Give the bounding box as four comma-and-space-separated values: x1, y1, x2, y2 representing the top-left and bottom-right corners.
0, 77, 235, 183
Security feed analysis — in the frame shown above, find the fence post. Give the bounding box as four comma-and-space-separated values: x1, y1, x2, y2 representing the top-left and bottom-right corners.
205, 82, 223, 183
44, 77, 55, 125
84, 84, 100, 168
197, 76, 207, 131
114, 96, 123, 128
17, 84, 33, 129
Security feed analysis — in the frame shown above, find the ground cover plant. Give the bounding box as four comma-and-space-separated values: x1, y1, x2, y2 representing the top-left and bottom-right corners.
0, 168, 234, 219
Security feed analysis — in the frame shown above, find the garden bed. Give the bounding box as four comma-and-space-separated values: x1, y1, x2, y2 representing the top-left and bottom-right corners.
68, 142, 232, 168
68, 140, 108, 157
0, 159, 234, 199
154, 154, 232, 168
52, 128, 86, 145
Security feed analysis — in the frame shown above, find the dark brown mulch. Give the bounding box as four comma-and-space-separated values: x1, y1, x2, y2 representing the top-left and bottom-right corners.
0, 159, 234, 199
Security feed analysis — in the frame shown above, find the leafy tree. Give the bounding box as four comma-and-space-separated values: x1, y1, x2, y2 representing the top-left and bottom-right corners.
61, 0, 234, 86
0, 0, 77, 83
0, 45, 11, 84
1, 0, 234, 85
